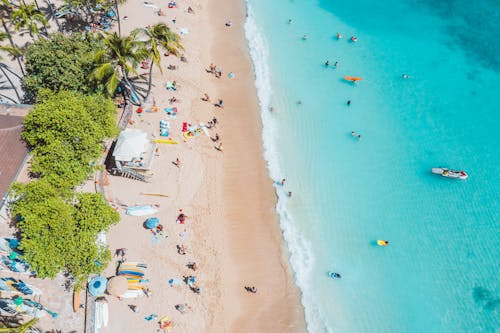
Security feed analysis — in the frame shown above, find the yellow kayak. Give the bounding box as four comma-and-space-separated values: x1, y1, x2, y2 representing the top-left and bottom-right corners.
377, 240, 389, 246
153, 139, 179, 144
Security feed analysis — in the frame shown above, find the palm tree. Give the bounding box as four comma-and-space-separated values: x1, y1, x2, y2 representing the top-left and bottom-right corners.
10, 2, 47, 38
133, 23, 182, 101
90, 31, 147, 102
0, 318, 39, 333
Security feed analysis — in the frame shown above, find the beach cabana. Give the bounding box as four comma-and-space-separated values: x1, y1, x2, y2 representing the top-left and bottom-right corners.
112, 129, 155, 171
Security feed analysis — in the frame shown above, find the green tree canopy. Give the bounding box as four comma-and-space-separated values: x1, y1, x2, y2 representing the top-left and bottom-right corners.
22, 90, 117, 188
10, 181, 119, 287
23, 33, 104, 99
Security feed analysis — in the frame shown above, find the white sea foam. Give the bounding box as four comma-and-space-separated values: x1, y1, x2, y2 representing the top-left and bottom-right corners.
244, 3, 330, 332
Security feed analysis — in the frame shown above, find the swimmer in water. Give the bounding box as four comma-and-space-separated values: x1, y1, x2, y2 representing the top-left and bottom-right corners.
288, 19, 292, 24
402, 74, 409, 79
334, 61, 338, 68
350, 36, 358, 42
325, 60, 330, 67
336, 32, 342, 39
347, 100, 351, 106
302, 34, 308, 40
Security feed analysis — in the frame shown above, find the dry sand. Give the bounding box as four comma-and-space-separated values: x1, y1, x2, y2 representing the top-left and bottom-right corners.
0, 0, 306, 332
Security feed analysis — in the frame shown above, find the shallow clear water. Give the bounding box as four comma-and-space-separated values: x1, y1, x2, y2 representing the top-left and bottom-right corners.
244, 0, 500, 332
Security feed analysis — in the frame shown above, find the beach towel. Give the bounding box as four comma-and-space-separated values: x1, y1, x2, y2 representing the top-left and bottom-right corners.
143, 3, 159, 9
165, 82, 176, 91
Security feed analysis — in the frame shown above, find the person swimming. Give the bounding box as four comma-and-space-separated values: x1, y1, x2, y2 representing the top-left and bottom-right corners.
336, 32, 342, 39
325, 60, 330, 67
302, 34, 308, 40
350, 36, 358, 42
402, 74, 410, 79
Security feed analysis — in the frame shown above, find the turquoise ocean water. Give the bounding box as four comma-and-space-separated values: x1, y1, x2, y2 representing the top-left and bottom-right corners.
244, 0, 500, 332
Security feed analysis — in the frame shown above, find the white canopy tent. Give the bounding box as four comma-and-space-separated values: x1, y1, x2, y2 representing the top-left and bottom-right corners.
113, 129, 155, 170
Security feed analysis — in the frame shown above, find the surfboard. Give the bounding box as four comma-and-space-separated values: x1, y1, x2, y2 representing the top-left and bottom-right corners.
73, 289, 81, 312
153, 139, 179, 144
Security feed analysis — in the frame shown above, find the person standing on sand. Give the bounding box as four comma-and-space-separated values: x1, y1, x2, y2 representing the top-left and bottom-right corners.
173, 158, 181, 168
215, 142, 223, 152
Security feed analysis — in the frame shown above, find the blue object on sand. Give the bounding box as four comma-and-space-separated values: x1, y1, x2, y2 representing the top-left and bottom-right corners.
88, 276, 107, 296
145, 217, 159, 229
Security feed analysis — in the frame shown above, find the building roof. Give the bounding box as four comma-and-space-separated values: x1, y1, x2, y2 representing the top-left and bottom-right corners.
0, 104, 30, 205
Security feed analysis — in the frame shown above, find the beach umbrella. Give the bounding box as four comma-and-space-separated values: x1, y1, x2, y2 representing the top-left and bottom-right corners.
88, 276, 107, 296
106, 276, 128, 296
145, 217, 159, 229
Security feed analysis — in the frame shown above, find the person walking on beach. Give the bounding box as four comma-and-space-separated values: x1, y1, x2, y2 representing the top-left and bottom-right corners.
245, 286, 258, 293
173, 158, 181, 168
115, 248, 127, 260
215, 142, 223, 152
128, 304, 138, 313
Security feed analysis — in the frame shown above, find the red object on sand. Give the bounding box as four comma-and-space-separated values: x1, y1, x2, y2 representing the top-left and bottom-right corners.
137, 107, 143, 113
182, 122, 188, 132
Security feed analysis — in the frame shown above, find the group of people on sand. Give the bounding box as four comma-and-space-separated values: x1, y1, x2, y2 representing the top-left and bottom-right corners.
208, 63, 222, 78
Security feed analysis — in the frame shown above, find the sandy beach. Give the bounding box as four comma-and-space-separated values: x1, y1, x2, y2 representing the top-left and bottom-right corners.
98, 0, 305, 332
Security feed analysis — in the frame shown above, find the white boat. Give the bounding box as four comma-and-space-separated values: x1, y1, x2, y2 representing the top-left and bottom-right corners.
432, 167, 468, 180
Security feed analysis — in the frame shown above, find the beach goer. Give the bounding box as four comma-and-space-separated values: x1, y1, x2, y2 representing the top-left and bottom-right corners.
173, 158, 181, 168
288, 19, 292, 24
215, 142, 223, 152
187, 262, 197, 271
175, 303, 191, 314
334, 61, 338, 68
325, 60, 330, 67
350, 36, 358, 42
402, 74, 409, 79
202, 93, 210, 102
302, 34, 308, 40
347, 100, 351, 106
209, 63, 215, 73
245, 286, 258, 293
212, 117, 218, 126
215, 67, 222, 78
187, 6, 194, 14
158, 8, 165, 16
128, 304, 138, 313
281, 178, 286, 186
215, 99, 224, 108
336, 32, 342, 39
177, 244, 187, 255
115, 248, 127, 259
288, 191, 292, 197
172, 17, 176, 24
297, 100, 302, 105
176, 211, 186, 224
357, 134, 362, 140
225, 20, 232, 27
351, 131, 356, 136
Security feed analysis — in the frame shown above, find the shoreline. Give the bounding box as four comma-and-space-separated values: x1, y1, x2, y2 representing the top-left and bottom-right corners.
210, 1, 306, 331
